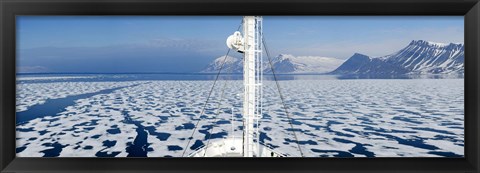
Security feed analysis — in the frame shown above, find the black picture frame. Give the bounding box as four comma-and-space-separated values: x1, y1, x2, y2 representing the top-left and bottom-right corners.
1, 0, 479, 172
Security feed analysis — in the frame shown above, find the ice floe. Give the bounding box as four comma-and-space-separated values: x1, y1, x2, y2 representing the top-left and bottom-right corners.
16, 78, 464, 157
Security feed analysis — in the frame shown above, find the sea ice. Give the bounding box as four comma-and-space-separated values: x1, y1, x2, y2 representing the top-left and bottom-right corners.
16, 78, 464, 157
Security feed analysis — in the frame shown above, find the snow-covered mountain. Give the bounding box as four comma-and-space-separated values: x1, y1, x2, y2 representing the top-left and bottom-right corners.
201, 55, 243, 73
264, 54, 345, 74
201, 54, 344, 74
331, 40, 464, 75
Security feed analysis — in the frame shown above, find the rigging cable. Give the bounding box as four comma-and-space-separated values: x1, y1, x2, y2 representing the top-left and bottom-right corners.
181, 21, 243, 157
202, 21, 244, 157
181, 48, 232, 157
262, 36, 305, 157
202, 56, 244, 157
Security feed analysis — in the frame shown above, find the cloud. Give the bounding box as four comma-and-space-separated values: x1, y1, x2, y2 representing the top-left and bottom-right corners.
126, 38, 226, 54
17, 39, 224, 73
17, 66, 50, 73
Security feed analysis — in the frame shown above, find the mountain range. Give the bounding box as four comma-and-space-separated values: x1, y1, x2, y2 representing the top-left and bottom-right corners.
201, 54, 344, 74
201, 40, 464, 75
331, 40, 464, 75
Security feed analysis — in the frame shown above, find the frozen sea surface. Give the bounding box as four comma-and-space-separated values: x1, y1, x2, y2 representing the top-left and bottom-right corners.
15, 75, 464, 157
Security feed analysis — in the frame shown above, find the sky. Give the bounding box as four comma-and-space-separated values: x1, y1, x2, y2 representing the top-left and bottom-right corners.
16, 16, 464, 73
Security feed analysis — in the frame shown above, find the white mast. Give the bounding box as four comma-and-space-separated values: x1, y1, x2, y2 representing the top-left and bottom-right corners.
242, 16, 262, 157
189, 16, 284, 157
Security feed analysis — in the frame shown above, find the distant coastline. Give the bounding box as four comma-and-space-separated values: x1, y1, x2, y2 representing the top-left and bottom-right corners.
16, 72, 464, 80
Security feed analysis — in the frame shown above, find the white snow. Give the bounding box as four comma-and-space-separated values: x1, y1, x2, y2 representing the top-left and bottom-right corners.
276, 54, 345, 74
425, 41, 449, 47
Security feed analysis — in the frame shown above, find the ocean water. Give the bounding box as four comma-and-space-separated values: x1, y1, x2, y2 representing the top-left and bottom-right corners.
15, 73, 464, 157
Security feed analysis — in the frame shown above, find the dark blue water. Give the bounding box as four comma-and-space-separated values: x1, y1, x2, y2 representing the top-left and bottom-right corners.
16, 84, 139, 125
122, 110, 153, 157
40, 142, 68, 157
311, 149, 355, 157
15, 84, 140, 156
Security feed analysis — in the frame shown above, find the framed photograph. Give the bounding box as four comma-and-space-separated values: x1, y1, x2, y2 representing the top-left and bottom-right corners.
1, 0, 479, 172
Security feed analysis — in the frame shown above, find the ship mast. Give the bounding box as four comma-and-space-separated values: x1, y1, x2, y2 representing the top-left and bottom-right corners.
242, 16, 263, 157
226, 16, 263, 157
189, 16, 285, 157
